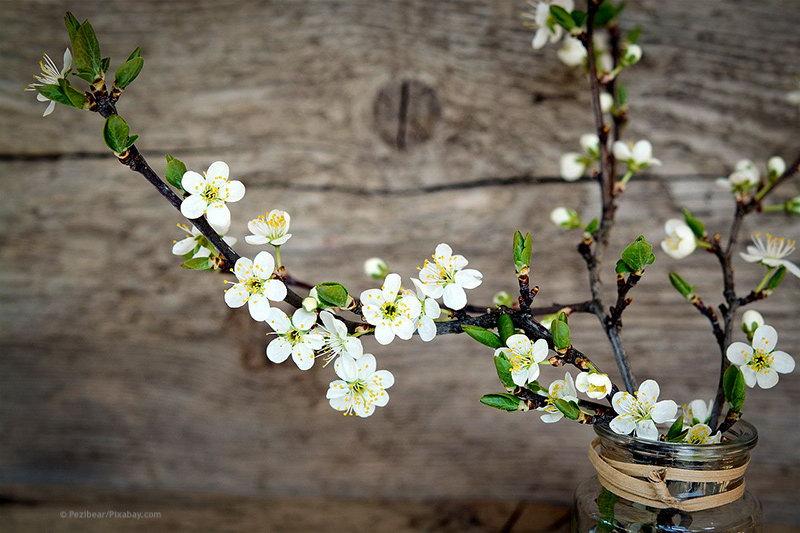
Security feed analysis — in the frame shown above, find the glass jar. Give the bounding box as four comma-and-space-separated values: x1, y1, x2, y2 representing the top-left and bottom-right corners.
572, 420, 761, 532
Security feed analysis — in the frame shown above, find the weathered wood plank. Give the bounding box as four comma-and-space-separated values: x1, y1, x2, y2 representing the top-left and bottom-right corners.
0, 157, 799, 522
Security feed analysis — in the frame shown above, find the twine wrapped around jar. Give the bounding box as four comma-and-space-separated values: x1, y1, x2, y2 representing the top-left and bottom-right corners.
589, 438, 749, 512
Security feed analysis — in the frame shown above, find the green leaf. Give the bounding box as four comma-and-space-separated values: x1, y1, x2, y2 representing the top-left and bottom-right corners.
554, 399, 581, 420
615, 83, 628, 107
668, 272, 694, 299
666, 417, 684, 440
525, 380, 545, 394
462, 325, 503, 349
723, 366, 746, 411
126, 47, 143, 61
497, 314, 515, 343
36, 84, 72, 107
71, 20, 102, 79
182, 257, 213, 270
114, 57, 144, 89
103, 115, 131, 153
764, 266, 787, 293
594, 0, 625, 27
493, 353, 515, 390
682, 208, 706, 238
58, 78, 86, 108
584, 218, 599, 236
549, 5, 575, 30
64, 12, 81, 42
480, 393, 521, 412
614, 259, 631, 274
101, 57, 110, 72
551, 320, 571, 351
513, 231, 533, 273
627, 26, 642, 44
570, 10, 587, 27
165, 154, 187, 190
314, 282, 350, 308
619, 235, 655, 273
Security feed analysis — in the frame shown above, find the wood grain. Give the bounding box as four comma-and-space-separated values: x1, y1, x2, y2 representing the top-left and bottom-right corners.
1, 0, 800, 527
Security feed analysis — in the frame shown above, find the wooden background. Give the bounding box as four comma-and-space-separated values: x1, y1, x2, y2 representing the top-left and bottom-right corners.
2, 0, 800, 530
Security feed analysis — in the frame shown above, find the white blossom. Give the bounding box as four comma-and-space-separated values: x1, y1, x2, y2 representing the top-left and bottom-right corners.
660, 219, 696, 259
682, 399, 712, 425
224, 251, 287, 321
326, 354, 394, 417
716, 159, 760, 193
600, 92, 614, 114
494, 334, 549, 386
364, 257, 389, 280
727, 325, 795, 389
741, 310, 765, 337
180, 161, 245, 228
557, 37, 586, 66
314, 310, 363, 365
245, 210, 291, 246
26, 49, 72, 116
684, 423, 721, 445
417, 243, 483, 310
613, 140, 661, 172
575, 371, 613, 399
172, 222, 236, 259
538, 372, 579, 423
560, 134, 600, 181
524, 0, 575, 50
550, 207, 581, 229
767, 156, 786, 179
411, 279, 441, 342
740, 233, 800, 278
621, 43, 642, 66
361, 273, 422, 345
610, 380, 678, 441
265, 308, 323, 370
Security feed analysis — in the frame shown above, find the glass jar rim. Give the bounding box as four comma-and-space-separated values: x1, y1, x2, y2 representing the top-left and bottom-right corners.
594, 419, 758, 456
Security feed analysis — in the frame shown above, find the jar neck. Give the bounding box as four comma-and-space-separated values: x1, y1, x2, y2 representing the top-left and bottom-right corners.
594, 420, 757, 471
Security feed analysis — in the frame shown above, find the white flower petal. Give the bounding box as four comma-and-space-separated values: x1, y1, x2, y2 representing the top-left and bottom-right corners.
651, 400, 678, 423
206, 161, 229, 180
180, 194, 208, 219
266, 337, 292, 363
382, 273, 402, 300
291, 343, 315, 371
253, 251, 276, 277
233, 257, 253, 280
635, 419, 659, 441
373, 369, 395, 389
264, 279, 287, 302
752, 325, 778, 353
335, 355, 358, 381
205, 201, 231, 228
612, 141, 632, 161
224, 283, 249, 308
326, 380, 349, 399
374, 324, 395, 345
756, 369, 779, 389
181, 171, 206, 195
356, 354, 377, 379
632, 140, 653, 163
172, 237, 197, 256
224, 180, 245, 203
291, 308, 317, 331
245, 235, 269, 245
771, 351, 795, 374
726, 342, 753, 366
394, 318, 416, 340
637, 380, 660, 405
442, 283, 467, 310
741, 366, 757, 388
247, 294, 271, 321
612, 392, 636, 415
417, 317, 437, 342
609, 415, 635, 435
455, 268, 483, 289
265, 307, 292, 333
531, 338, 549, 363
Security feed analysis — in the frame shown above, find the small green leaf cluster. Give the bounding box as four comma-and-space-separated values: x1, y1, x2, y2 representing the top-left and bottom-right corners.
513, 231, 533, 274
103, 115, 138, 154
615, 235, 655, 274
314, 282, 350, 309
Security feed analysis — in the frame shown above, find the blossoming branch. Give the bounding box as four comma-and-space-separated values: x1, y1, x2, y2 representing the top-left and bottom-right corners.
27, 3, 799, 444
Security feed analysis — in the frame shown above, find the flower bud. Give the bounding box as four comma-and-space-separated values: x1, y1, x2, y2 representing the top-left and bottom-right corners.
550, 207, 581, 230
363, 257, 389, 280
767, 156, 786, 180
599, 92, 614, 114
302, 297, 318, 312
622, 44, 642, 66
785, 196, 800, 216
741, 310, 764, 339
493, 291, 514, 308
